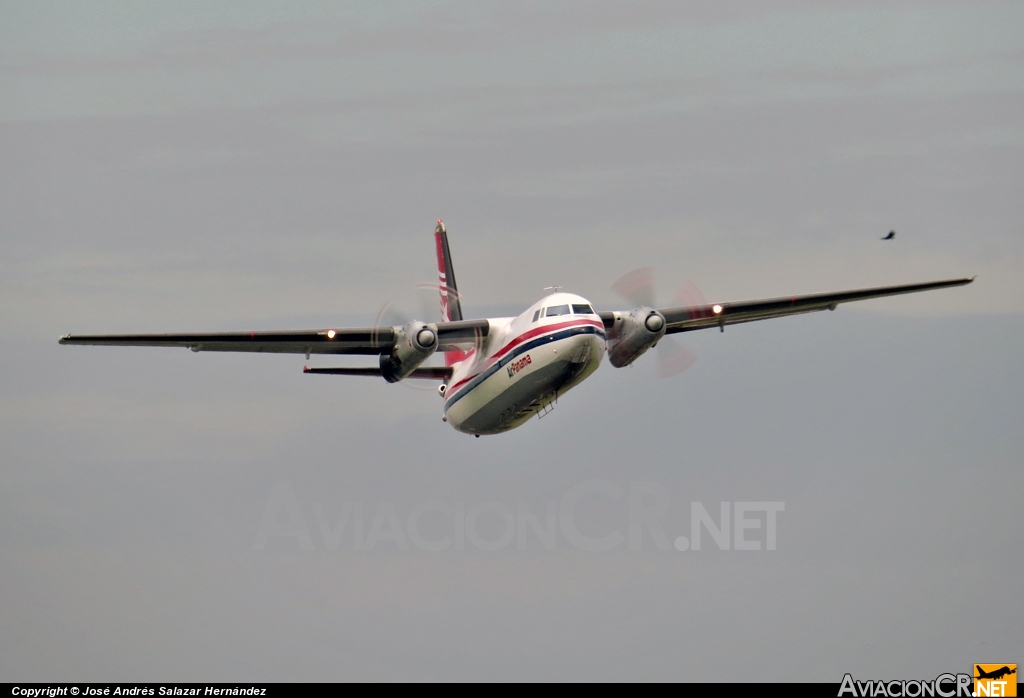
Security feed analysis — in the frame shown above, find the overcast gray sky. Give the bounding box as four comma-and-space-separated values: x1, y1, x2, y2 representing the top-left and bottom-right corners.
1, 1, 1021, 682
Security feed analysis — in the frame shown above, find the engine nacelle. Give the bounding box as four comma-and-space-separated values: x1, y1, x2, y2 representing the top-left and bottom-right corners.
380, 321, 438, 382
606, 307, 666, 368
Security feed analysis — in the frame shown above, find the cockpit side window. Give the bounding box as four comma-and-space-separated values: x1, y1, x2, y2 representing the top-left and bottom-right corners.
532, 309, 541, 322
572, 304, 595, 315
546, 305, 570, 317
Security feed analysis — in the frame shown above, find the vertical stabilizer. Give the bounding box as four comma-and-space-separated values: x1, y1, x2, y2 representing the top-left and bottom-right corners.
434, 220, 471, 366
434, 220, 463, 322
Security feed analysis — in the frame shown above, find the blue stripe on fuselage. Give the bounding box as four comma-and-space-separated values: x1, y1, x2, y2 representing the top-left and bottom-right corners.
443, 325, 604, 411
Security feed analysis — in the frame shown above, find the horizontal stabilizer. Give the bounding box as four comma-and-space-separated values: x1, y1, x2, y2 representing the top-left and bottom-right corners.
303, 365, 453, 380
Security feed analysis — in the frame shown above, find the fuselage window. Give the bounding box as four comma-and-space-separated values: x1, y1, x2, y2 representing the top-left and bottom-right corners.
532, 309, 541, 322
571, 304, 595, 315
546, 305, 570, 317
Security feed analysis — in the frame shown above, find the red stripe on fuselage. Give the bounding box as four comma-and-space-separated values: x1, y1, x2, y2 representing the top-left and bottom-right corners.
445, 318, 603, 395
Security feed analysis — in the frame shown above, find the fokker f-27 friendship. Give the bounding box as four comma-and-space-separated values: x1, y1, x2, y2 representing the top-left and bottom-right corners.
61, 221, 973, 436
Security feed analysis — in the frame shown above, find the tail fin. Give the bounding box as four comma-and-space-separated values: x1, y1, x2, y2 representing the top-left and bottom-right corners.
434, 220, 470, 366
434, 220, 463, 322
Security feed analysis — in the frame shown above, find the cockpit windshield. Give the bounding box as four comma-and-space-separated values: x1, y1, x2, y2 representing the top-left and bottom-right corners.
572, 304, 596, 315
546, 305, 570, 317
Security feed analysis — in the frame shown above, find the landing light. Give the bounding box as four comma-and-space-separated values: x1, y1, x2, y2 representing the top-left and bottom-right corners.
712, 305, 722, 314
327, 329, 336, 339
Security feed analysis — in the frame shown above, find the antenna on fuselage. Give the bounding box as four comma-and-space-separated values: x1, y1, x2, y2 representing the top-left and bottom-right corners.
543, 285, 563, 292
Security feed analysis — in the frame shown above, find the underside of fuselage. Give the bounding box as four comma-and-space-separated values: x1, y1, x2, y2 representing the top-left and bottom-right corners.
444, 328, 605, 435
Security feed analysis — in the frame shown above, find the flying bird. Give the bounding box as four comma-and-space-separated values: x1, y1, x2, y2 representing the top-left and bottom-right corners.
882, 230, 896, 240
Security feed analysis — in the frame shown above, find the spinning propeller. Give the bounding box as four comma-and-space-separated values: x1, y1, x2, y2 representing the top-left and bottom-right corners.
367, 284, 451, 390
611, 267, 703, 377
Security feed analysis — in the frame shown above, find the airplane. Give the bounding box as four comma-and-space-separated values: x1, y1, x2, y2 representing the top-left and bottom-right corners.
60, 220, 974, 436
975, 666, 1016, 681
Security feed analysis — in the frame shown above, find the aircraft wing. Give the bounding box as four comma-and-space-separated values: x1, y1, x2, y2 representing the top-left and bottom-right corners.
599, 277, 974, 334
58, 318, 490, 355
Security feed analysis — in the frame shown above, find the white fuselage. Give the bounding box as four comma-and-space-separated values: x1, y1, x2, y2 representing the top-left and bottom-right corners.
442, 292, 606, 435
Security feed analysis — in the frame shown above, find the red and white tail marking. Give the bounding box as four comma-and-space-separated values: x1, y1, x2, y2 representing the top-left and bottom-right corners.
434, 219, 470, 366
434, 220, 453, 322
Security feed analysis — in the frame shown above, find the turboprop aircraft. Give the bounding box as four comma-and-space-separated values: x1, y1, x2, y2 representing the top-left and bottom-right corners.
60, 221, 973, 436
